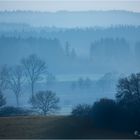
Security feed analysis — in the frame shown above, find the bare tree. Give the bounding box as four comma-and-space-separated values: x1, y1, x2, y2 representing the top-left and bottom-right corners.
21, 54, 47, 97
29, 90, 59, 115
8, 65, 24, 107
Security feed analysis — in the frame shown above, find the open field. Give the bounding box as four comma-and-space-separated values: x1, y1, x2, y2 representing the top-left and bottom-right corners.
0, 116, 137, 139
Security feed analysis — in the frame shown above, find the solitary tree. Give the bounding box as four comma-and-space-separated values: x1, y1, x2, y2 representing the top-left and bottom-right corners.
0, 65, 8, 108
8, 65, 24, 107
29, 90, 59, 115
0, 65, 9, 94
21, 54, 47, 97
0, 91, 6, 107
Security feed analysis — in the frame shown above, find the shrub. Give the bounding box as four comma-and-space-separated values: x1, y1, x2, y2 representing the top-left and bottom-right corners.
0, 106, 32, 117
71, 104, 91, 118
91, 98, 117, 128
0, 92, 6, 107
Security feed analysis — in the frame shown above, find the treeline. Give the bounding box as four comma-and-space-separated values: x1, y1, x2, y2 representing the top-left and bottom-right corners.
0, 23, 140, 74
72, 73, 140, 133
89, 38, 133, 68
0, 24, 140, 42
0, 35, 140, 73
0, 36, 65, 63
0, 36, 79, 74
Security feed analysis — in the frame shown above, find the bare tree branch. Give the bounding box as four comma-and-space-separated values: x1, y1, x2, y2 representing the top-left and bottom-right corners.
21, 54, 47, 97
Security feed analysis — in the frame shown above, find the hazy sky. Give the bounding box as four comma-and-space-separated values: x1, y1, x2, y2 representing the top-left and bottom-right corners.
0, 0, 140, 12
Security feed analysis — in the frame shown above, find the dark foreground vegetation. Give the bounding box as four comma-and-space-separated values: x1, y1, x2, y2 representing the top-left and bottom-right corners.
0, 58, 140, 138
71, 73, 140, 138
0, 116, 137, 139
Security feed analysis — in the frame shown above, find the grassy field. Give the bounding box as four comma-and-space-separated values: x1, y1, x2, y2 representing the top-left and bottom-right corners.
0, 116, 137, 139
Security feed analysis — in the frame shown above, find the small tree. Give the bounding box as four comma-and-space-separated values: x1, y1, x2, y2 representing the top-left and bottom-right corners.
0, 91, 6, 107
0, 65, 9, 93
29, 90, 59, 115
72, 104, 91, 118
0, 66, 8, 108
8, 65, 24, 107
21, 54, 47, 97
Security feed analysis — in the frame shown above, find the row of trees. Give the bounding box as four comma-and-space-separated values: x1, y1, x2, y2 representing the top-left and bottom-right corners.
71, 77, 92, 90
0, 54, 60, 115
0, 54, 47, 106
89, 38, 130, 63
0, 90, 59, 116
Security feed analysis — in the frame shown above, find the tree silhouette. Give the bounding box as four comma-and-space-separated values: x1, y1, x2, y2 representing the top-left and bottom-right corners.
21, 54, 47, 97
8, 65, 24, 106
0, 91, 6, 107
0, 65, 9, 94
29, 90, 59, 115
116, 73, 140, 106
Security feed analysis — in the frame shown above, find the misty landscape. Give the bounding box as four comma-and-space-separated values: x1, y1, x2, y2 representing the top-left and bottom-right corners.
0, 6, 140, 139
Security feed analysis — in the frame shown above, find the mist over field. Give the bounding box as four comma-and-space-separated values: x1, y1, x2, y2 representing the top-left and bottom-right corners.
0, 10, 140, 114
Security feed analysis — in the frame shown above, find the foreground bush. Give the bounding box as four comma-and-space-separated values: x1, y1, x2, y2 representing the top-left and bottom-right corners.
91, 98, 134, 131
71, 104, 91, 118
0, 106, 32, 117
71, 73, 140, 132
91, 98, 117, 128
71, 98, 140, 132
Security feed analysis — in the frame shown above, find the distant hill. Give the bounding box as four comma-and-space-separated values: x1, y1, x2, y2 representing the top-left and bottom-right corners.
0, 10, 140, 27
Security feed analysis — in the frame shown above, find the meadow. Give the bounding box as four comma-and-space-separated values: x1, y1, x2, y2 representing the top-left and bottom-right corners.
0, 116, 137, 139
